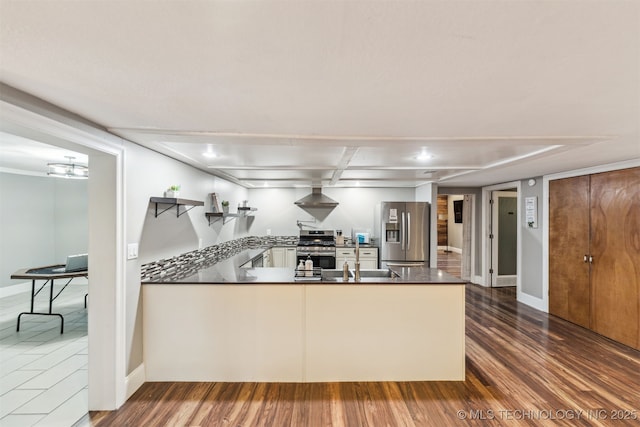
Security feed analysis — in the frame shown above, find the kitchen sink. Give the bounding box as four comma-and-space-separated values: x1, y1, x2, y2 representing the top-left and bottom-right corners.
321, 269, 353, 279
351, 268, 399, 278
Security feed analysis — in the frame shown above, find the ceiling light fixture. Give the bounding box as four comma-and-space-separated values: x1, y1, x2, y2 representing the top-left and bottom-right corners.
202, 150, 216, 158
47, 156, 88, 179
415, 150, 433, 161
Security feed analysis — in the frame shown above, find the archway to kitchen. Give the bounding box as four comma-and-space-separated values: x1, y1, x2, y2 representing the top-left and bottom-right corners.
1, 88, 126, 414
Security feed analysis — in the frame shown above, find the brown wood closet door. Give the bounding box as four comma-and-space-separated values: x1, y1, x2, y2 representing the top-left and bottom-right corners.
590, 167, 640, 350
549, 176, 591, 327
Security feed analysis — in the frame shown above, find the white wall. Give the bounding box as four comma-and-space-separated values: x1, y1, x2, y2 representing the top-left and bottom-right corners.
55, 178, 88, 260
246, 187, 416, 239
520, 177, 543, 299
0, 172, 87, 288
124, 142, 248, 373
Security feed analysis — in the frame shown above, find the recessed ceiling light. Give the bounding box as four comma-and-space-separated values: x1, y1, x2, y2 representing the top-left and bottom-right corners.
202, 151, 216, 158
415, 151, 432, 161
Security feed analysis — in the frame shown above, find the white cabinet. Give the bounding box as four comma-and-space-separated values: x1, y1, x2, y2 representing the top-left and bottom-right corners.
360, 249, 378, 269
284, 247, 297, 268
336, 247, 378, 269
336, 248, 355, 269
270, 247, 298, 268
270, 247, 284, 267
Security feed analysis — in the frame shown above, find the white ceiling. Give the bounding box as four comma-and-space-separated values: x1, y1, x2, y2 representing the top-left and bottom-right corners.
1, 1, 638, 187
0, 132, 87, 177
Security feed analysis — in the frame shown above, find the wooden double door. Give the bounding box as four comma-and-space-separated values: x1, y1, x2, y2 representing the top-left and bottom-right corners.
549, 167, 640, 350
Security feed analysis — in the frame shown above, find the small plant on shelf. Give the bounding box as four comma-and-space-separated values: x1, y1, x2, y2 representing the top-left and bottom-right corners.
165, 184, 181, 198
221, 200, 230, 213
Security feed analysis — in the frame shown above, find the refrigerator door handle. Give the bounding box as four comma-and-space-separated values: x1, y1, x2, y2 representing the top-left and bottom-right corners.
407, 212, 411, 250
401, 211, 405, 251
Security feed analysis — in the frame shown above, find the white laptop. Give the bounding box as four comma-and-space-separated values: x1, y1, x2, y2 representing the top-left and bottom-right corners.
52, 253, 88, 273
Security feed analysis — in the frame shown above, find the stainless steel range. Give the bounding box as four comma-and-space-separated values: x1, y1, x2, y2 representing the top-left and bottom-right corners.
296, 230, 336, 269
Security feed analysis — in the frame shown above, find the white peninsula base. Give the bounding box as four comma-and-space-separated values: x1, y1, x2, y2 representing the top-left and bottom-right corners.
142, 284, 465, 382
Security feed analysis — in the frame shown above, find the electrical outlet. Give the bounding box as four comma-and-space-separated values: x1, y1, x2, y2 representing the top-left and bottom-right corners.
127, 243, 139, 260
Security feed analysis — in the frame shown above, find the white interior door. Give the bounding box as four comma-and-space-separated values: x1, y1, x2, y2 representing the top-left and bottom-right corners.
491, 191, 518, 287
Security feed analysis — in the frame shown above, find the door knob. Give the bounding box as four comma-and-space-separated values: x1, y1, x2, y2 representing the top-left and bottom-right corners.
583, 255, 588, 263
589, 255, 594, 264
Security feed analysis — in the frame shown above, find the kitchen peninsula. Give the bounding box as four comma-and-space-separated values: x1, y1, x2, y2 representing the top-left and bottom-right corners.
142, 246, 466, 383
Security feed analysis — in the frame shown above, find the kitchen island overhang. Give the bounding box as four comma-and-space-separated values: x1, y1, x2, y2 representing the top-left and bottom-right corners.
142, 265, 465, 383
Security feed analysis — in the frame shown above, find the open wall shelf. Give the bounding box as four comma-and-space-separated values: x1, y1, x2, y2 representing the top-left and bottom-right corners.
150, 197, 204, 218
206, 207, 257, 225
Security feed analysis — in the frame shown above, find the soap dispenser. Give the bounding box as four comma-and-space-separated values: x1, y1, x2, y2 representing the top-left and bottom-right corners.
305, 256, 313, 277
297, 260, 305, 274
342, 261, 349, 281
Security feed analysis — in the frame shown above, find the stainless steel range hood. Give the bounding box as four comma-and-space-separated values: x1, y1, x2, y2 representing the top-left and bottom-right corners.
294, 187, 339, 208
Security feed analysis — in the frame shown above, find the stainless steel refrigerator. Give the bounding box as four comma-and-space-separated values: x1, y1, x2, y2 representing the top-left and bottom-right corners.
377, 202, 430, 268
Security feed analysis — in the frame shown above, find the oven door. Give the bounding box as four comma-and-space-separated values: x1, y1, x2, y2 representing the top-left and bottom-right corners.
296, 254, 336, 269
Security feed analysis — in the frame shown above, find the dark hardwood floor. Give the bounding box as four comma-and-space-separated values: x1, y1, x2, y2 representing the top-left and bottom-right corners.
92, 272, 640, 426
437, 249, 462, 278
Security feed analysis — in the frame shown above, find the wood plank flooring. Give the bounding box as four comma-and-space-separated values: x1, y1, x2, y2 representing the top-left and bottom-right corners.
91, 282, 640, 426
437, 250, 462, 278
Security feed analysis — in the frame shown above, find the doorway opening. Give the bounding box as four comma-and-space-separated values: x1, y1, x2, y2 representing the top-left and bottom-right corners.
1, 89, 126, 413
490, 190, 517, 287
436, 194, 475, 281
482, 181, 522, 296
0, 141, 90, 424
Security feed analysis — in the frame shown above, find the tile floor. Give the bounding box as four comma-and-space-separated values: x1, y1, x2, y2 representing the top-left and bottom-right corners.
0, 279, 89, 427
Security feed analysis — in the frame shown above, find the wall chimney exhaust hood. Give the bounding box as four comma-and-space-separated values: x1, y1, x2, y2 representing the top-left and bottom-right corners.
294, 187, 339, 208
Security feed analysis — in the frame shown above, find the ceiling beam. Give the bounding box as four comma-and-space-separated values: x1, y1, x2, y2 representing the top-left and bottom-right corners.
330, 147, 359, 186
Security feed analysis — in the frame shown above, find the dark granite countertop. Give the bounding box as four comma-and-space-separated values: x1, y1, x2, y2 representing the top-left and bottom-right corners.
142, 248, 464, 285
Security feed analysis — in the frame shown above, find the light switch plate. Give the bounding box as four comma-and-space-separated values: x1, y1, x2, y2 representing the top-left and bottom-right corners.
127, 243, 139, 260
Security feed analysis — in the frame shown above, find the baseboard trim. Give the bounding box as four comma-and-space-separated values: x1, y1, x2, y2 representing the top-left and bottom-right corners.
438, 246, 462, 254
472, 275, 486, 286
517, 292, 546, 312
125, 363, 146, 400
0, 281, 31, 298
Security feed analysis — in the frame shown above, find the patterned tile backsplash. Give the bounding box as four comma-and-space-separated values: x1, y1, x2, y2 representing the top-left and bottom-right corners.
140, 236, 297, 281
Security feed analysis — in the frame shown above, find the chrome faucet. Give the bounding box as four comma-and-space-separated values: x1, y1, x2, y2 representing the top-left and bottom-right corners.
296, 219, 317, 230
